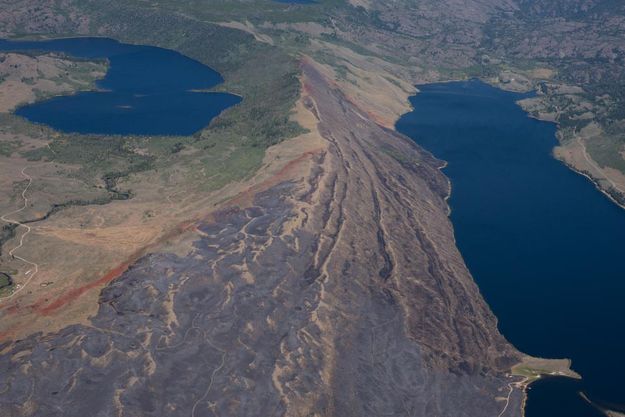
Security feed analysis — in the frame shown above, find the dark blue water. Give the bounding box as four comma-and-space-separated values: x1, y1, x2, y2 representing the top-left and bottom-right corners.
396, 80, 625, 417
0, 37, 241, 136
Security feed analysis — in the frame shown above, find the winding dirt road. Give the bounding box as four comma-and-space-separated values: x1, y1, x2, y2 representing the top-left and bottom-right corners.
0, 167, 39, 301
498, 377, 528, 417
497, 382, 515, 417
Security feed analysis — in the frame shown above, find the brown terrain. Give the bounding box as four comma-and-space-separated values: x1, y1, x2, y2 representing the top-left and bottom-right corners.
0, 52, 106, 112
0, 57, 535, 417
0, 0, 615, 416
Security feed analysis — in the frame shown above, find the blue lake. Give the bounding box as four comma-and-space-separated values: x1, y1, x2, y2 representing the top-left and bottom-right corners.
396, 80, 625, 417
0, 37, 241, 136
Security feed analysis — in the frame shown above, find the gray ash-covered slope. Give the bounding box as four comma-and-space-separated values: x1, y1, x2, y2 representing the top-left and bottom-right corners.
0, 64, 523, 417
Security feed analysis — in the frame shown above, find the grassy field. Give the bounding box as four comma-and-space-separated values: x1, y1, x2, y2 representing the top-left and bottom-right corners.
512, 357, 581, 384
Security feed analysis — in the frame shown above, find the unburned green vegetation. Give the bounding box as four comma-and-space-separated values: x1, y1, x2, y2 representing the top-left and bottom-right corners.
586, 134, 625, 173
0, 138, 21, 156
0, 272, 12, 296
2, 5, 308, 205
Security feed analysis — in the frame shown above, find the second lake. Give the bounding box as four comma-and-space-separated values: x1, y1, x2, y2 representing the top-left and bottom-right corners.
0, 37, 241, 136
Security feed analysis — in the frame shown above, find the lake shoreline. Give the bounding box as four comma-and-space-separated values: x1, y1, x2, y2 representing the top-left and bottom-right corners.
0, 37, 241, 136
396, 79, 625, 417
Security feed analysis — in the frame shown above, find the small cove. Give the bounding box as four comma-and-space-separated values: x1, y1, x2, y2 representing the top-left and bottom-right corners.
0, 37, 241, 136
396, 79, 625, 417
